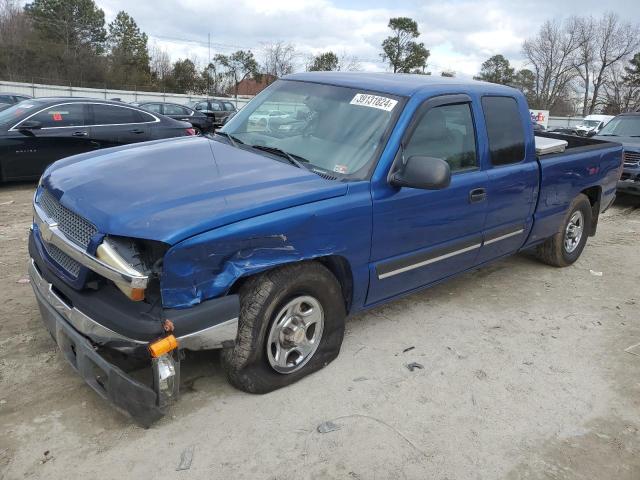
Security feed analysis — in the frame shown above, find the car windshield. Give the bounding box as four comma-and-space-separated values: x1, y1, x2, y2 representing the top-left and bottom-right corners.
221, 80, 403, 178
581, 120, 600, 127
0, 100, 42, 126
598, 116, 640, 136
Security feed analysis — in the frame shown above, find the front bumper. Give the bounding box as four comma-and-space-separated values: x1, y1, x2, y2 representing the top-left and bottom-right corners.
31, 259, 169, 426
29, 258, 239, 426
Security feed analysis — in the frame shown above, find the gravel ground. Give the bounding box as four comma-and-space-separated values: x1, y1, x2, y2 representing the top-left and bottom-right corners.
0, 182, 639, 480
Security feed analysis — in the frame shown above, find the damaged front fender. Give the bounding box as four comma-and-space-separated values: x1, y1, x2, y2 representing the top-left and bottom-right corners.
161, 183, 372, 310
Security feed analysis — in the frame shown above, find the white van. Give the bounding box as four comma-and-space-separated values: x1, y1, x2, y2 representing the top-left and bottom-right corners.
575, 114, 614, 136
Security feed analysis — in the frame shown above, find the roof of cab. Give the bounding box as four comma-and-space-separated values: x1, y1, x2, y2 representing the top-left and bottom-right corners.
284, 71, 520, 97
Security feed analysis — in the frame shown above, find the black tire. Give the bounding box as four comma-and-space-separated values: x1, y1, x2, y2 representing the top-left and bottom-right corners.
536, 193, 592, 267
221, 262, 346, 394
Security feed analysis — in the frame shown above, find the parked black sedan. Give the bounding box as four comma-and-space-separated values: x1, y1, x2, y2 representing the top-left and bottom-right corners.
136, 102, 214, 133
0, 98, 195, 182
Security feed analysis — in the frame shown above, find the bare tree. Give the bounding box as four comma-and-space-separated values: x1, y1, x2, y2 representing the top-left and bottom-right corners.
602, 62, 640, 114
585, 13, 640, 115
574, 16, 596, 115
338, 51, 362, 72
522, 18, 584, 109
0, 0, 32, 79
149, 43, 172, 81
262, 41, 296, 80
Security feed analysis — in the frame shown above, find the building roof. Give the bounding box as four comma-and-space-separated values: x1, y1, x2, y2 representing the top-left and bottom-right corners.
284, 71, 519, 97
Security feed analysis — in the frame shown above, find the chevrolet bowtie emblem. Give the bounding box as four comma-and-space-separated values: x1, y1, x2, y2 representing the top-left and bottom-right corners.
40, 221, 58, 243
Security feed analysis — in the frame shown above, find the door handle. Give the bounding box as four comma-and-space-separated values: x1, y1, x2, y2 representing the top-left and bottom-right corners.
71, 131, 88, 137
129, 129, 144, 134
469, 188, 487, 203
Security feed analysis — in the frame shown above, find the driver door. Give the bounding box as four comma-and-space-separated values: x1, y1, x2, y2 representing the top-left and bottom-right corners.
367, 95, 488, 304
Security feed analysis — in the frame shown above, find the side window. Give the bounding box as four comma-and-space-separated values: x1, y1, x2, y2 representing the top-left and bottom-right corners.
164, 104, 189, 115
29, 103, 86, 128
143, 103, 162, 114
210, 102, 222, 111
404, 103, 478, 172
0, 95, 13, 104
481, 96, 525, 166
223, 102, 235, 111
92, 104, 142, 125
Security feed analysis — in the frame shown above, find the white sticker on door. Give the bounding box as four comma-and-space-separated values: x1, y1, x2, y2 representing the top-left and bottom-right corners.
349, 93, 397, 112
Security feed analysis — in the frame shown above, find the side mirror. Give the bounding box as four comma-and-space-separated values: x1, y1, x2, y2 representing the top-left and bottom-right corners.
586, 130, 597, 137
195, 105, 203, 111
18, 120, 42, 130
390, 155, 451, 190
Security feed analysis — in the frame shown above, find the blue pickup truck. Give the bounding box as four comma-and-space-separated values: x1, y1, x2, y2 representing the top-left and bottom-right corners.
28, 73, 622, 425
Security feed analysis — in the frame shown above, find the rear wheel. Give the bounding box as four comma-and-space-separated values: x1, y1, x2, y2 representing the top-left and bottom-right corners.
536, 193, 592, 267
221, 262, 346, 393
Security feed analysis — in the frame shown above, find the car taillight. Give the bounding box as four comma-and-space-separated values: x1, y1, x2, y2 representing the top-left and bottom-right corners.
185, 128, 196, 136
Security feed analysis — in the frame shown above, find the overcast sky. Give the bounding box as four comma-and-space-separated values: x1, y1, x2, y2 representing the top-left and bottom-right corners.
96, 0, 640, 78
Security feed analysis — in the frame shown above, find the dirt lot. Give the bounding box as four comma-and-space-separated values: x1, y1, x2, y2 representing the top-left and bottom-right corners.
1, 182, 639, 480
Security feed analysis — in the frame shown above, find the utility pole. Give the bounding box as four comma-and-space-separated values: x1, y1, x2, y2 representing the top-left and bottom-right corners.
208, 33, 211, 96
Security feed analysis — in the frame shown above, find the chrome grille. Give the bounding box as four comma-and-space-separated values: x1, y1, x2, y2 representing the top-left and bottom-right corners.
41, 240, 81, 277
38, 189, 97, 249
624, 151, 640, 167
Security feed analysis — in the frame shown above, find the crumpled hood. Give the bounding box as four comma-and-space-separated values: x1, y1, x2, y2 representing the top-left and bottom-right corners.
42, 136, 348, 245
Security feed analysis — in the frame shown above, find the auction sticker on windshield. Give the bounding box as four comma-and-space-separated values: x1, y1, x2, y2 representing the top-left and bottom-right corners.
350, 93, 397, 112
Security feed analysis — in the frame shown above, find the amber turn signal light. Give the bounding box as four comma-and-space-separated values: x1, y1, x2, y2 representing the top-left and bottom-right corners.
148, 335, 178, 358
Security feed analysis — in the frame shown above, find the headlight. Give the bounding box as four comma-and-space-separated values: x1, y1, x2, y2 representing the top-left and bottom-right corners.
96, 240, 147, 301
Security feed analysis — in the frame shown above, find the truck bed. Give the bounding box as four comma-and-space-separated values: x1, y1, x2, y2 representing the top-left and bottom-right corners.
525, 132, 622, 246
535, 132, 619, 158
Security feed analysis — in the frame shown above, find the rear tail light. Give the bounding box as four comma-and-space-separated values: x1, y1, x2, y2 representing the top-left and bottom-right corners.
185, 128, 196, 136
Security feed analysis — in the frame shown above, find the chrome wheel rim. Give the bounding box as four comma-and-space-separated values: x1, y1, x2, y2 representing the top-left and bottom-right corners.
564, 210, 584, 253
266, 296, 324, 374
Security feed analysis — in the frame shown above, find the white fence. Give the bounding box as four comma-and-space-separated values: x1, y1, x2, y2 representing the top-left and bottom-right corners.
0, 80, 253, 109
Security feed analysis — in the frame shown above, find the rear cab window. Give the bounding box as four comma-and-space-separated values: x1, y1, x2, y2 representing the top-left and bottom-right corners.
481, 96, 525, 166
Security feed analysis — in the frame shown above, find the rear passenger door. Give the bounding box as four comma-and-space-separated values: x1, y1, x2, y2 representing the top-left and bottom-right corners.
368, 95, 488, 304
475, 96, 538, 264
88, 103, 152, 147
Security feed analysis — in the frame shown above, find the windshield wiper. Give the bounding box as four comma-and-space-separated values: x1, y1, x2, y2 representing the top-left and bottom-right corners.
249, 145, 309, 169
216, 131, 244, 146
598, 133, 618, 136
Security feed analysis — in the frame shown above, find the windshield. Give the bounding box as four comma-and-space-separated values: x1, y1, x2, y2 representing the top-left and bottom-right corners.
0, 100, 42, 126
598, 116, 640, 136
581, 120, 600, 127
221, 80, 403, 178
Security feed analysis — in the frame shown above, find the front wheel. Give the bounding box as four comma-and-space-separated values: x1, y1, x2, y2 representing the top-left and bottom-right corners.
221, 262, 346, 394
536, 193, 592, 267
